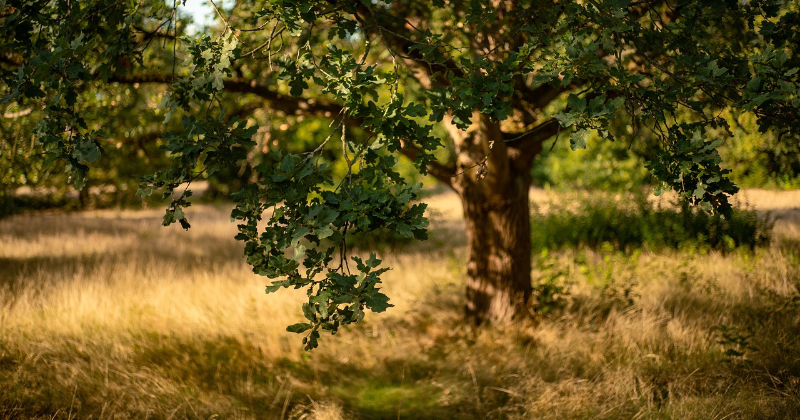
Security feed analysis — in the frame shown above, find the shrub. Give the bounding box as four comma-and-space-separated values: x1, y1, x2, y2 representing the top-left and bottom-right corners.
531, 193, 773, 253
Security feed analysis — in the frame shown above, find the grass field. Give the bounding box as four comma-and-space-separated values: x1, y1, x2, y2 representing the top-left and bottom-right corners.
1, 189, 800, 419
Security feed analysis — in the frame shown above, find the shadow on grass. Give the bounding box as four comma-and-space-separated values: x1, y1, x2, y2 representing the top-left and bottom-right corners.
124, 330, 483, 420
0, 229, 245, 279
3, 198, 800, 419
3, 272, 800, 419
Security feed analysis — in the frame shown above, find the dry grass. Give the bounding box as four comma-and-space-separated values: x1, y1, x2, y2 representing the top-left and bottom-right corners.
1, 191, 800, 419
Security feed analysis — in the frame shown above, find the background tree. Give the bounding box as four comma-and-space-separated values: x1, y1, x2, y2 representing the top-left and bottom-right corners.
2, 0, 798, 348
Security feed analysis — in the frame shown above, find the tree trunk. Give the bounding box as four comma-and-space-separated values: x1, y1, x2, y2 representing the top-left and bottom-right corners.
459, 173, 533, 324
447, 112, 536, 324
78, 181, 90, 209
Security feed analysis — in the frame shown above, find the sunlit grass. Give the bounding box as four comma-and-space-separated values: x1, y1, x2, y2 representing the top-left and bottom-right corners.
1, 191, 799, 419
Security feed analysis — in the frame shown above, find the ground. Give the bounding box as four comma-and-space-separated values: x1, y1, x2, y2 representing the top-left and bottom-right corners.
1, 189, 799, 419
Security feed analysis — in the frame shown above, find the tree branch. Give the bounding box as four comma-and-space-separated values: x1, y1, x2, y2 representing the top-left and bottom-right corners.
518, 83, 571, 113
504, 118, 561, 158
354, 5, 464, 88
108, 72, 455, 187
133, 25, 177, 41
398, 140, 456, 189
108, 73, 348, 119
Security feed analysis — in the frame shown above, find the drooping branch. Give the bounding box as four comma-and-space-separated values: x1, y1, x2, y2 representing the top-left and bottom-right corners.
108, 73, 347, 119
108, 73, 456, 186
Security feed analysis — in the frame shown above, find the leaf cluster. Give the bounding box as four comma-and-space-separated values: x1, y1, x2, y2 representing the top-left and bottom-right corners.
230, 150, 426, 349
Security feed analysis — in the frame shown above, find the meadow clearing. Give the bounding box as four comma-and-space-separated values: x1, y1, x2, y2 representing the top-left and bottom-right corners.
1, 189, 800, 419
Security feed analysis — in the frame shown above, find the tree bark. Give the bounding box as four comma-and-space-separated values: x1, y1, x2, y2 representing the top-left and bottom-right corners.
448, 112, 536, 324
459, 172, 533, 324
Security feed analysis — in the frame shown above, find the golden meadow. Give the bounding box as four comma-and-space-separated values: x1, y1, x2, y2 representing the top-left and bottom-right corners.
1, 189, 799, 419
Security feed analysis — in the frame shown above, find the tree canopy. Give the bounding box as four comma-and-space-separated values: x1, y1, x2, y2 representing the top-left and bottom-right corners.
2, 0, 799, 348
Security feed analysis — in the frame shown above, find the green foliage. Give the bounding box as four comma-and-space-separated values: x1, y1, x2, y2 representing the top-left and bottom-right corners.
554, 94, 625, 149
718, 112, 800, 189
3, 0, 800, 344
229, 150, 427, 349
648, 122, 740, 216
534, 109, 800, 192
531, 129, 653, 192
531, 252, 570, 316
531, 194, 773, 253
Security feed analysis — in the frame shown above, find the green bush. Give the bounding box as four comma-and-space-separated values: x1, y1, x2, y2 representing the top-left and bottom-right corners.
531, 193, 773, 253
531, 132, 654, 192
531, 110, 800, 192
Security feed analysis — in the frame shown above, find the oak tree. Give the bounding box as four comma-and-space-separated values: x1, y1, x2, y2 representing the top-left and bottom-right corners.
2, 0, 798, 348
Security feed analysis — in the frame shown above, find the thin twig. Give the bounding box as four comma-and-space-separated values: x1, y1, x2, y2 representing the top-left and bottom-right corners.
208, 0, 230, 36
